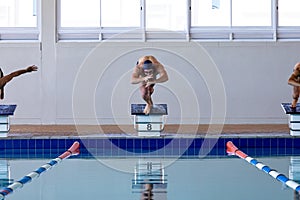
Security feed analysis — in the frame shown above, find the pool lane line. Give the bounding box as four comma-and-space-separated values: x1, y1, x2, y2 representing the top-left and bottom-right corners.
226, 141, 300, 193
0, 141, 80, 199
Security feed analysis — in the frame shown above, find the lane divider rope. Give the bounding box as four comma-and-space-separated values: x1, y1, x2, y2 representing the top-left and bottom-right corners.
0, 141, 80, 199
226, 141, 300, 193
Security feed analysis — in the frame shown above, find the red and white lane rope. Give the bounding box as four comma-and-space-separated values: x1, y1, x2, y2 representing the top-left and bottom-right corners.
226, 141, 300, 193
0, 141, 80, 199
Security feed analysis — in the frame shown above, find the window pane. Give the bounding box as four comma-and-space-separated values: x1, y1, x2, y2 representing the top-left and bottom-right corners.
146, 0, 187, 31
60, 0, 100, 27
232, 0, 271, 26
101, 0, 140, 27
0, 0, 37, 27
278, 0, 300, 26
191, 0, 231, 26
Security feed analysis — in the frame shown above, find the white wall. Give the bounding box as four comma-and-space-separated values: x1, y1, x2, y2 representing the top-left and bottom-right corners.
0, 1, 297, 125
56, 41, 297, 125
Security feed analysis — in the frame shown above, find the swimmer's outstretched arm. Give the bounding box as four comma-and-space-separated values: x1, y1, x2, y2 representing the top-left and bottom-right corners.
8, 65, 37, 77
0, 65, 38, 88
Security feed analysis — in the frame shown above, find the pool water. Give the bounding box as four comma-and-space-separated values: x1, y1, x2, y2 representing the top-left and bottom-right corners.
2, 156, 298, 200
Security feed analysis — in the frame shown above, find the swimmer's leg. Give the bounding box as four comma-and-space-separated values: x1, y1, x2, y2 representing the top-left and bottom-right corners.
292, 86, 300, 109
140, 85, 154, 115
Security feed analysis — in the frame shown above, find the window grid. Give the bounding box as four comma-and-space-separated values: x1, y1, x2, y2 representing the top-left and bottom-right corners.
56, 0, 300, 42
1, 0, 300, 41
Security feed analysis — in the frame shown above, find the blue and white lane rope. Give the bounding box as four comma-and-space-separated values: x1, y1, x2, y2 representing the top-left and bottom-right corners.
0, 141, 80, 199
226, 141, 300, 193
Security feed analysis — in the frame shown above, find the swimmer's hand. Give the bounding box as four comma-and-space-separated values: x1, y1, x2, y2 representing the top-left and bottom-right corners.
26, 65, 38, 72
146, 80, 156, 87
143, 75, 153, 82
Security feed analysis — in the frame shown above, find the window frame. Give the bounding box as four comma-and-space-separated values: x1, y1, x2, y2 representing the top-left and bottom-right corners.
56, 0, 300, 42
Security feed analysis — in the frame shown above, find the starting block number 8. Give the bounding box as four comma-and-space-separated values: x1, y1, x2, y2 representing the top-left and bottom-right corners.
133, 114, 166, 134
147, 123, 152, 131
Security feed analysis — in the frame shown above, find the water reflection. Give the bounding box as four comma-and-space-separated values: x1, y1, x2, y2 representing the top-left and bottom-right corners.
132, 161, 167, 200
0, 157, 295, 200
290, 157, 300, 200
0, 160, 13, 188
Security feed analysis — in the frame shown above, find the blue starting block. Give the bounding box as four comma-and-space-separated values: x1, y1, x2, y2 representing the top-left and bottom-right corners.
131, 104, 168, 136
0, 105, 17, 137
281, 103, 300, 136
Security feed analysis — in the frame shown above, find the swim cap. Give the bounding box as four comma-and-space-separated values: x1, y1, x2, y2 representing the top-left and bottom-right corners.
143, 60, 153, 70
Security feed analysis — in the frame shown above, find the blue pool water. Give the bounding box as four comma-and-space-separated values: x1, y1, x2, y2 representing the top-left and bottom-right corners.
0, 137, 299, 200
1, 156, 298, 200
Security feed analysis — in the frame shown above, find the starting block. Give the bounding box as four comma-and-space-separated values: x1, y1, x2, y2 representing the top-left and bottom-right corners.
131, 104, 168, 137
0, 105, 17, 137
281, 103, 300, 136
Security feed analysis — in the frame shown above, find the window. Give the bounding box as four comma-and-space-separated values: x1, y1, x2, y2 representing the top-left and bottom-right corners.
0, 0, 37, 27
58, 0, 189, 40
191, 0, 231, 27
146, 0, 187, 31
60, 0, 140, 28
101, 0, 140, 27
57, 0, 300, 41
60, 0, 100, 27
190, 0, 274, 41
232, 0, 271, 26
0, 0, 39, 40
58, 0, 141, 40
278, 0, 300, 26
191, 0, 271, 27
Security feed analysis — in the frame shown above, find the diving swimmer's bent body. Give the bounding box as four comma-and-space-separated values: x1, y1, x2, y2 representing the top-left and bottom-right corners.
130, 56, 168, 114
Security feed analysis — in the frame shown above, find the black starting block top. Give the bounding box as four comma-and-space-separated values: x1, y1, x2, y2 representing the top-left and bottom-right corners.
0, 105, 16, 115
131, 104, 168, 115
281, 103, 300, 114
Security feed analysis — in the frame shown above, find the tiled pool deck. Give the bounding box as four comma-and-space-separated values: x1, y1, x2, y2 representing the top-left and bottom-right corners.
0, 124, 296, 159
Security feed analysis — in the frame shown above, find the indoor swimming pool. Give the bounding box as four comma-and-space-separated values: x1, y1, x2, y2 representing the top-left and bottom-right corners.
0, 137, 299, 200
